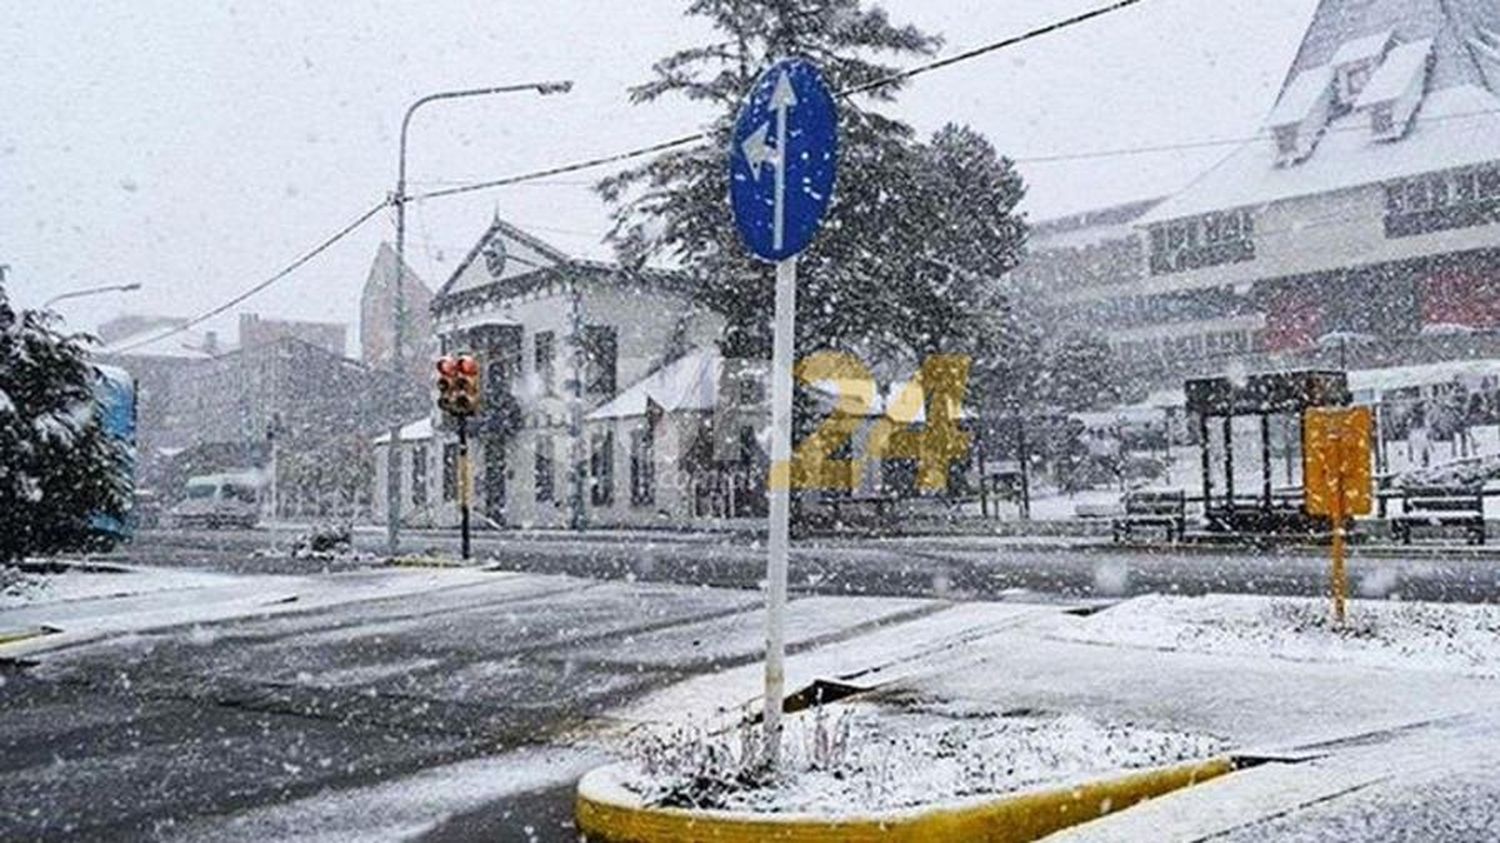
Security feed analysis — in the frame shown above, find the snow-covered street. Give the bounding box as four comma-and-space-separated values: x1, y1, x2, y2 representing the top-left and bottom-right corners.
6, 548, 1500, 840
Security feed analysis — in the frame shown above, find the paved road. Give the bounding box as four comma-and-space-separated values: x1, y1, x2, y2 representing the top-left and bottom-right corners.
127, 525, 1500, 604
0, 546, 946, 841
9, 528, 1500, 840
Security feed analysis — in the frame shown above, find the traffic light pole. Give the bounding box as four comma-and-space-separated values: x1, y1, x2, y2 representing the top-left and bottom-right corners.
458, 417, 472, 560
389, 80, 572, 558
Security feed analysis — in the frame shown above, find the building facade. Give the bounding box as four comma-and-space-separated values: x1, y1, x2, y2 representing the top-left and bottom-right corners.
371, 217, 728, 530
1024, 0, 1500, 390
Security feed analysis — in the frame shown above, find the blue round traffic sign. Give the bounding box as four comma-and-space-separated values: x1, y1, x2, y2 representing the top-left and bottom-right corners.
729, 58, 839, 263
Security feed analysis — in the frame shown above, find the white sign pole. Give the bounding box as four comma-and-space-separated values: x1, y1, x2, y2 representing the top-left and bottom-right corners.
765, 254, 796, 768
762, 69, 799, 769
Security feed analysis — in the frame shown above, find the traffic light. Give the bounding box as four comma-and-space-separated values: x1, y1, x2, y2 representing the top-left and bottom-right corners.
435, 354, 481, 416
453, 354, 480, 415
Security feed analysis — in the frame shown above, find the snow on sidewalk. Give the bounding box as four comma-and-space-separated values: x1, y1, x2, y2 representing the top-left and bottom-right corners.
0, 562, 516, 657
1053, 593, 1500, 677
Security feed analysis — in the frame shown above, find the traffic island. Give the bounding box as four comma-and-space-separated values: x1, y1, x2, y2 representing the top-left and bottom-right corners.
575, 702, 1234, 842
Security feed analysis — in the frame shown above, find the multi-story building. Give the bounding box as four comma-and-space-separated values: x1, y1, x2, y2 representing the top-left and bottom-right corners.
1026, 0, 1500, 390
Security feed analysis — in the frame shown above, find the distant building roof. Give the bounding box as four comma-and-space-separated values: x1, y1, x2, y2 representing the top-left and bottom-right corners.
433, 216, 687, 316
1141, 83, 1500, 224
1145, 0, 1500, 226
1028, 196, 1165, 252
96, 327, 218, 360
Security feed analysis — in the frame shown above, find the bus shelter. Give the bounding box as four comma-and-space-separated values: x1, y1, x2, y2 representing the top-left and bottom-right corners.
1185, 370, 1351, 535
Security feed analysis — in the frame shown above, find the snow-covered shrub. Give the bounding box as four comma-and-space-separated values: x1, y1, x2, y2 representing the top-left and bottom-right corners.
0, 285, 129, 564
289, 521, 353, 558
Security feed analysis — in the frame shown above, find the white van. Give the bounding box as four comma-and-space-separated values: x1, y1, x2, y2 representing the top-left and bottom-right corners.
170, 472, 263, 529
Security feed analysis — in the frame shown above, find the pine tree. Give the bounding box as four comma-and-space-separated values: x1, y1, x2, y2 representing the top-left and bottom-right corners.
600, 1, 1026, 367
0, 284, 130, 564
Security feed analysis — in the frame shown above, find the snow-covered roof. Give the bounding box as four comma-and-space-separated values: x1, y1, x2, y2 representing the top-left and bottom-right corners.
1279, 0, 1497, 98
1348, 358, 1500, 395
436, 215, 685, 308
1268, 65, 1334, 127
1356, 38, 1434, 106
372, 417, 433, 445
1140, 84, 1500, 224
1331, 30, 1394, 67
97, 327, 218, 359
587, 347, 721, 421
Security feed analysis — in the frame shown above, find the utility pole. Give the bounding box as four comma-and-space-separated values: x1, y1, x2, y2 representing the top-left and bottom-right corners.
387, 80, 572, 556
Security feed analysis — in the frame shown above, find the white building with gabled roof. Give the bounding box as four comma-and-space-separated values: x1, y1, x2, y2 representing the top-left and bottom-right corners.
372, 214, 728, 530
1025, 0, 1500, 391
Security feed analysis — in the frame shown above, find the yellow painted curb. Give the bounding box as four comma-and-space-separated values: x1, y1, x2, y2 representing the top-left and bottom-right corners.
386, 556, 465, 569
0, 627, 54, 647
576, 756, 1234, 843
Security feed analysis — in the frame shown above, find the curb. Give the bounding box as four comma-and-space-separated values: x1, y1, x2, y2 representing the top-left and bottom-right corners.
576, 755, 1234, 843
0, 626, 58, 647
384, 555, 470, 569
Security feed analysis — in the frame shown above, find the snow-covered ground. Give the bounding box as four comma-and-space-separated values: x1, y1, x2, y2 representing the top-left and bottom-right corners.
597, 588, 1500, 836
1053, 594, 1500, 677
0, 561, 506, 657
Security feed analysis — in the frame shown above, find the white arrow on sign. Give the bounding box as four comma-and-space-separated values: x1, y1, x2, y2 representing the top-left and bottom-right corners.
739, 71, 799, 251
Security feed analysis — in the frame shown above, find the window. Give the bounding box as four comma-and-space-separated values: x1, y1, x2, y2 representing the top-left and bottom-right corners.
1385, 184, 1406, 213
583, 325, 617, 397
534, 436, 555, 503
1405, 179, 1430, 212
738, 376, 764, 404
1479, 168, 1500, 199
1385, 170, 1500, 238
630, 428, 654, 506
1456, 172, 1477, 203
1274, 125, 1298, 156
534, 331, 555, 394
1149, 209, 1255, 276
442, 443, 459, 502
590, 430, 614, 505
738, 425, 762, 466
411, 444, 428, 507
1430, 177, 1450, 207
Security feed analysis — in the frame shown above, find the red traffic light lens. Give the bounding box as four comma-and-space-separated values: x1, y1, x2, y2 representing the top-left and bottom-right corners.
456, 355, 479, 376
436, 357, 457, 377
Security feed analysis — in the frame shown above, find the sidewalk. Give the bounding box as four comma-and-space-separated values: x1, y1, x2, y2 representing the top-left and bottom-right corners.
595, 592, 1500, 839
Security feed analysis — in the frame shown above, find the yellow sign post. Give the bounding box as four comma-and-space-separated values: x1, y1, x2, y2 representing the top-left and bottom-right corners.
1303, 406, 1373, 626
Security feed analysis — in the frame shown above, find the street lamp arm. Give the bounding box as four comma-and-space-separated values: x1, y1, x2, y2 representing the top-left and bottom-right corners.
396, 80, 574, 202
42, 282, 143, 310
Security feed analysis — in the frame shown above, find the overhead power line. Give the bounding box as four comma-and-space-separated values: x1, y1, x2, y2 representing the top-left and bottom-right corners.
107, 199, 390, 354
110, 0, 1153, 341
408, 0, 1151, 204
841, 0, 1147, 98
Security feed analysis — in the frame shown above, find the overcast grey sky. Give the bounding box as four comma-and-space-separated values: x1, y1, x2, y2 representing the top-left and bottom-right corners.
2, 0, 1317, 350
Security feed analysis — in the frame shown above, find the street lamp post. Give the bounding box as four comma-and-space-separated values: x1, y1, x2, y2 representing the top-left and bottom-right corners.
42, 282, 143, 310
386, 80, 572, 556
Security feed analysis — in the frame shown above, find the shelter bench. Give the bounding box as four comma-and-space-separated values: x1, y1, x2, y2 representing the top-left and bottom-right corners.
1392, 487, 1485, 545
1112, 489, 1187, 543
